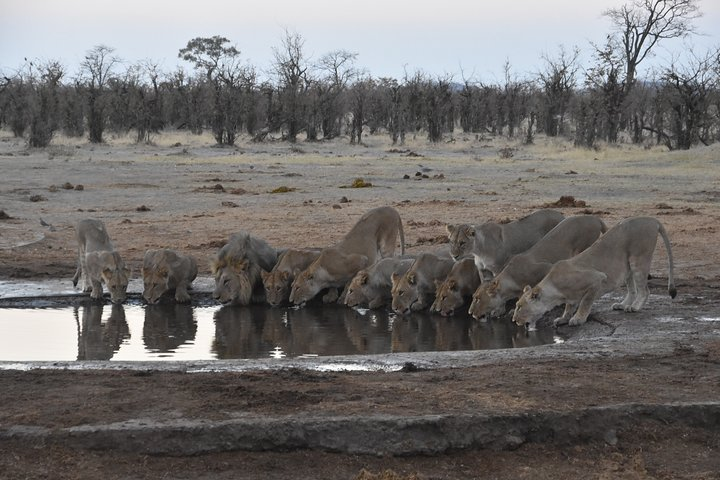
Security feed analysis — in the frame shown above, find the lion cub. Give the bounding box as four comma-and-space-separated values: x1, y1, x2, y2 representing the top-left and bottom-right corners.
142, 248, 198, 304
72, 219, 129, 304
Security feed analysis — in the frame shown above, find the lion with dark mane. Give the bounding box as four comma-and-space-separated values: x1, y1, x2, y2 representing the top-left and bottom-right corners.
212, 231, 281, 306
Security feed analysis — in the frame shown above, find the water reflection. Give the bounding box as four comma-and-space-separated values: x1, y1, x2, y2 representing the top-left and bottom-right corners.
212, 304, 363, 359
76, 304, 130, 360
211, 305, 558, 359
1, 303, 560, 362
143, 304, 197, 355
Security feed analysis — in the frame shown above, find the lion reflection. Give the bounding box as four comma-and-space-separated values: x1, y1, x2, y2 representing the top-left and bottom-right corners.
143, 304, 197, 353
76, 303, 129, 360
213, 305, 363, 359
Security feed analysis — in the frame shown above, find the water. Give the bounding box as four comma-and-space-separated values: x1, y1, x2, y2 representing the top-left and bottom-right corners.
0, 303, 561, 362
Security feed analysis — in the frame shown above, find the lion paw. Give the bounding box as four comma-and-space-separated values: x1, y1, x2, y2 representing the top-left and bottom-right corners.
611, 303, 626, 311
175, 291, 191, 303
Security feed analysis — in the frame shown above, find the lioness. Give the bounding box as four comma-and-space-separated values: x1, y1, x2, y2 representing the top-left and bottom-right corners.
512, 217, 676, 330
260, 248, 321, 306
290, 206, 405, 306
142, 248, 198, 304
469, 215, 607, 320
447, 209, 564, 275
391, 253, 454, 315
430, 257, 481, 317
72, 219, 129, 304
345, 257, 415, 309
212, 231, 281, 306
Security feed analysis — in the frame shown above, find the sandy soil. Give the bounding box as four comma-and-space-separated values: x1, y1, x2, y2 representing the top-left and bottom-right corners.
1, 130, 720, 479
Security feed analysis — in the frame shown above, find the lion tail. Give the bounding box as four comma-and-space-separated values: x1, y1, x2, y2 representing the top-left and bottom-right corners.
658, 221, 676, 299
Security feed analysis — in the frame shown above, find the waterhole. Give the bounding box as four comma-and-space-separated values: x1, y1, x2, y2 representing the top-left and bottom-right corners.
0, 302, 561, 362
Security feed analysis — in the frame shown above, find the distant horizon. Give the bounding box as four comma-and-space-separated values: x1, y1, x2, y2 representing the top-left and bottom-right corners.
2, 0, 719, 83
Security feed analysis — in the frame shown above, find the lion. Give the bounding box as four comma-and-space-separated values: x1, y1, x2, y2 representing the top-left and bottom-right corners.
142, 248, 198, 304
446, 209, 564, 275
430, 257, 481, 317
345, 256, 415, 309
512, 217, 676, 330
290, 206, 405, 306
391, 253, 454, 315
211, 231, 281, 306
260, 248, 321, 306
469, 215, 607, 320
72, 219, 129, 304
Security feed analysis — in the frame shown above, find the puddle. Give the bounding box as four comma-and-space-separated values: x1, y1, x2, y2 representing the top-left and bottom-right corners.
0, 303, 560, 362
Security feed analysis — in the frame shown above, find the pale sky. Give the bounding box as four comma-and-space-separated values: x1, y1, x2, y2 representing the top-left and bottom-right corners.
1, 0, 718, 82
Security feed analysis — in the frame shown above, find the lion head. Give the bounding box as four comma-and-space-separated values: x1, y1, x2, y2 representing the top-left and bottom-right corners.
289, 267, 321, 306
512, 285, 548, 330
95, 252, 129, 304
431, 278, 463, 317
143, 267, 170, 304
344, 270, 370, 308
390, 271, 421, 315
212, 257, 258, 306
446, 224, 475, 260
260, 269, 292, 307
468, 280, 505, 320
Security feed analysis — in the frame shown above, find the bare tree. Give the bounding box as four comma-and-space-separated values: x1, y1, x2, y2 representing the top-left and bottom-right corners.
271, 29, 309, 143
316, 50, 358, 139
80, 45, 121, 143
598, 0, 702, 142
604, 0, 701, 89
3, 62, 32, 138
654, 48, 720, 149
28, 61, 64, 147
425, 74, 454, 143
537, 45, 580, 136
348, 76, 374, 144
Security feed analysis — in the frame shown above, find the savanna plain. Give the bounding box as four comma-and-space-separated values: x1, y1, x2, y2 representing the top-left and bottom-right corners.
1, 129, 719, 479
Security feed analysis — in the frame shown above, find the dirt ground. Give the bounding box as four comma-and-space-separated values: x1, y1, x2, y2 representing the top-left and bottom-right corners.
1, 130, 720, 479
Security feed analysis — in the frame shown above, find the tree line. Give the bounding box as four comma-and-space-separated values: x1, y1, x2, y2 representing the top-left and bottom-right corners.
1, 0, 718, 150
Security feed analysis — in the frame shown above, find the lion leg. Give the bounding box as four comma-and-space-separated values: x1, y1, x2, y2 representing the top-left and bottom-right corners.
568, 288, 600, 326
322, 288, 340, 304
612, 269, 636, 311
628, 260, 651, 312
79, 253, 94, 292
72, 255, 82, 287
553, 303, 576, 326
174, 281, 192, 303
89, 279, 104, 301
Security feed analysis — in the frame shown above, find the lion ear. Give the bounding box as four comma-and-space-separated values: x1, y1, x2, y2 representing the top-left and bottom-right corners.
446, 224, 455, 235
434, 279, 442, 291
260, 269, 269, 282
468, 228, 476, 237
448, 279, 457, 290
408, 274, 416, 286
359, 272, 368, 285
391, 272, 400, 285
280, 270, 290, 282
